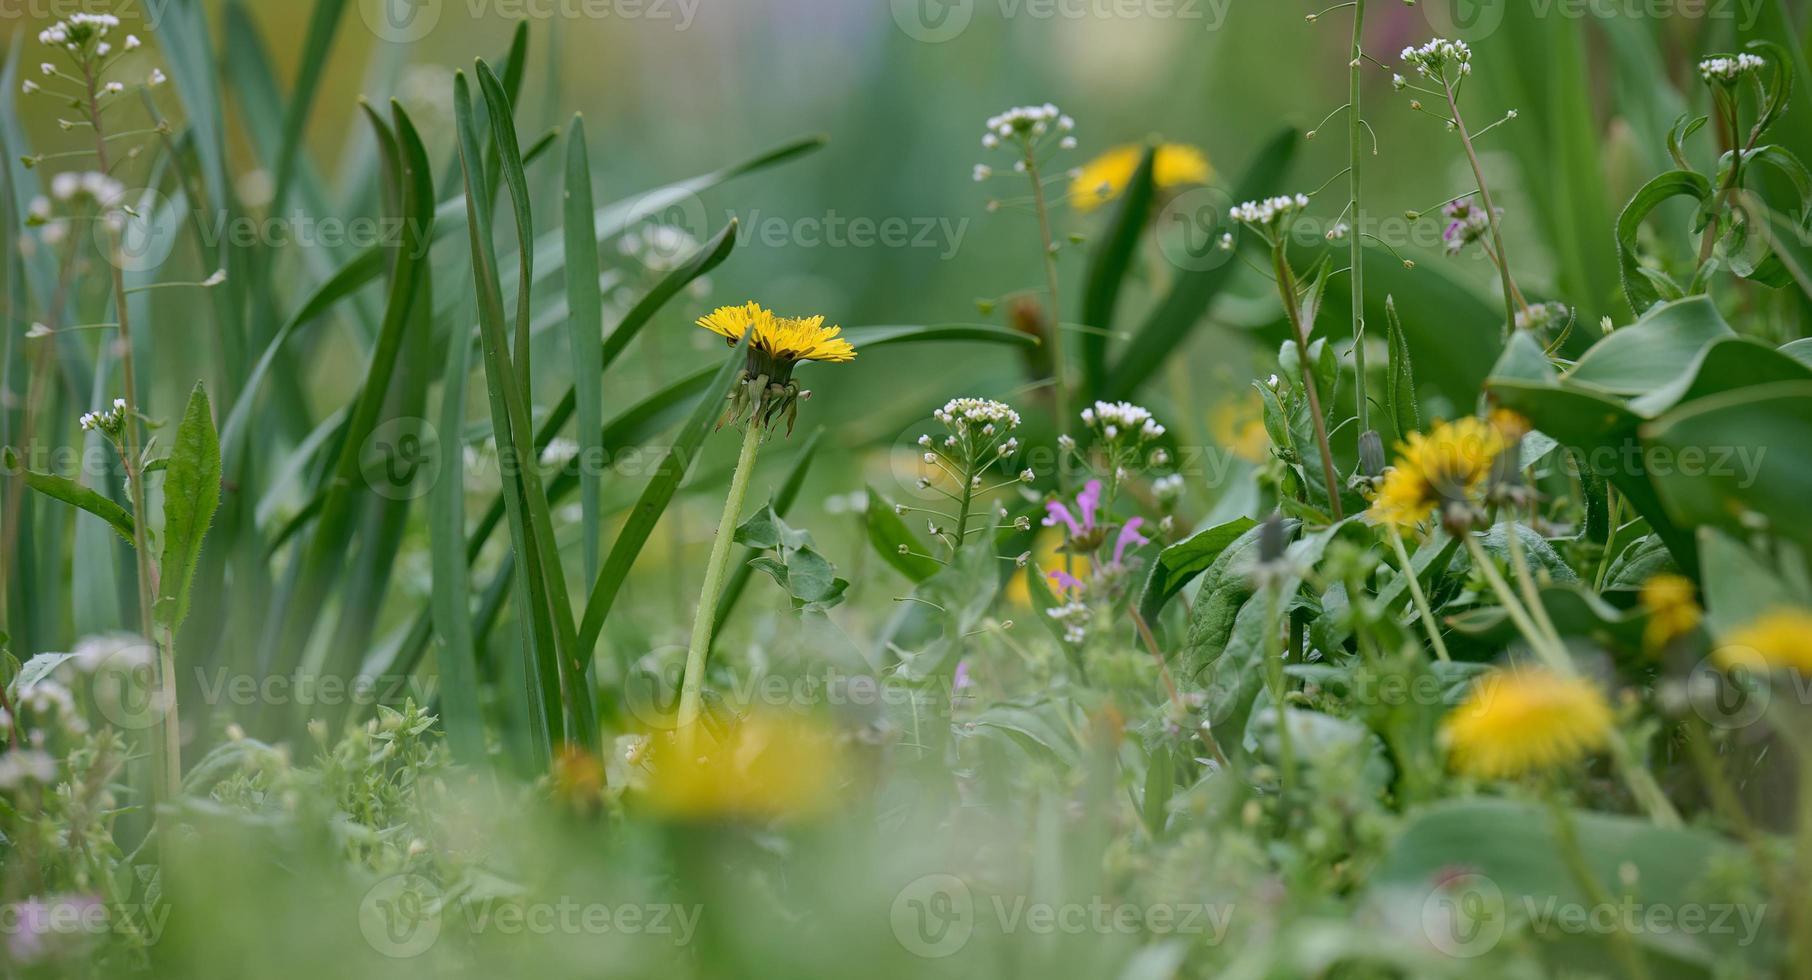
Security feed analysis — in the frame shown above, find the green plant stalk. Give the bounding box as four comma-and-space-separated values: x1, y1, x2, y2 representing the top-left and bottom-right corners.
1387, 526, 1450, 662
1546, 790, 1654, 980
1023, 147, 1073, 490
1262, 582, 1298, 798
1346, 0, 1369, 434
1503, 519, 1565, 655
1271, 242, 1346, 520
84, 63, 178, 805
677, 385, 767, 749
1441, 72, 1524, 337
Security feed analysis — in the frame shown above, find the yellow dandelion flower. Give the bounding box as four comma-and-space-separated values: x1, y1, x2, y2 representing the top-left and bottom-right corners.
1368, 416, 1505, 528
1719, 608, 1812, 676
696, 301, 856, 377
639, 713, 846, 822
1639, 573, 1701, 653
1443, 668, 1613, 779
1069, 143, 1213, 212
1208, 394, 1271, 464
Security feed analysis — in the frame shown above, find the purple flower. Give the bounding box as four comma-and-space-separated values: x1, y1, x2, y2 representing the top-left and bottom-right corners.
1046, 567, 1087, 593
1042, 478, 1103, 537
953, 660, 974, 690
1111, 517, 1148, 566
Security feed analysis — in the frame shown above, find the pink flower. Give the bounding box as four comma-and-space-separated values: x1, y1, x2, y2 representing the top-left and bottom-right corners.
1112, 517, 1148, 566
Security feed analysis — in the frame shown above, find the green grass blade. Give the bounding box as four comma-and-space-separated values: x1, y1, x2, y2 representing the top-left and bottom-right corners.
271, 0, 349, 213
430, 281, 484, 764
563, 115, 606, 585
475, 59, 594, 745
455, 70, 564, 762
1079, 146, 1157, 399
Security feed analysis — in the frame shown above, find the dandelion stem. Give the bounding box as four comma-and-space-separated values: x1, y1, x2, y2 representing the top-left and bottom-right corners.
1388, 526, 1450, 662
1271, 241, 1346, 521
677, 386, 766, 753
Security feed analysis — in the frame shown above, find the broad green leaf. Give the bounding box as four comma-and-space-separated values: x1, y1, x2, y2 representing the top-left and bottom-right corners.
1564, 296, 1732, 396
1383, 295, 1419, 443
1136, 516, 1257, 628
156, 384, 221, 631
1643, 380, 1812, 555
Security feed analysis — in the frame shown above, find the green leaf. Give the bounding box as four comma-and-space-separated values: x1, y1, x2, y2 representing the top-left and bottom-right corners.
2, 448, 136, 543
270, 0, 348, 213
839, 323, 1039, 351
155, 384, 221, 631
564, 114, 605, 585
1079, 145, 1156, 398
1615, 170, 1712, 316
864, 486, 942, 583
715, 429, 825, 636
1383, 295, 1420, 443
456, 70, 565, 761
1643, 380, 1812, 556
1564, 296, 1733, 395
1368, 799, 1755, 969
1136, 516, 1257, 628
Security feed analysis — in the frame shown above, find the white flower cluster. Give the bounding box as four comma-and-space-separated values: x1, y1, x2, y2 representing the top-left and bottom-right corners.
1152, 473, 1186, 502
1230, 194, 1310, 226
1081, 400, 1165, 441
79, 397, 128, 437
1401, 38, 1473, 79
38, 13, 120, 50
50, 170, 126, 209
1698, 54, 1765, 82
1047, 600, 1091, 645
934, 397, 1022, 431
981, 104, 1074, 148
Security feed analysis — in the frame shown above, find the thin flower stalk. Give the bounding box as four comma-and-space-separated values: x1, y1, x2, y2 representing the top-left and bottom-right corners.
1271, 242, 1346, 520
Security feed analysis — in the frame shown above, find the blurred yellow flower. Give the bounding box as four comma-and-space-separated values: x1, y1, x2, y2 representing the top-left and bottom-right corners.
1006, 529, 1090, 607
1069, 143, 1212, 212
550, 744, 607, 813
1369, 416, 1504, 528
1719, 608, 1812, 676
696, 301, 856, 365
640, 713, 846, 821
1443, 668, 1613, 779
1639, 573, 1701, 653
1208, 396, 1270, 464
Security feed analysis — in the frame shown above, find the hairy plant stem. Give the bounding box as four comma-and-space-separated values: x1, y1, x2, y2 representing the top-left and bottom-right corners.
1387, 526, 1449, 662
677, 385, 766, 754
1271, 242, 1345, 520
1441, 73, 1526, 337
84, 62, 179, 805
1346, 0, 1370, 434
1023, 148, 1072, 491
1546, 788, 1654, 980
